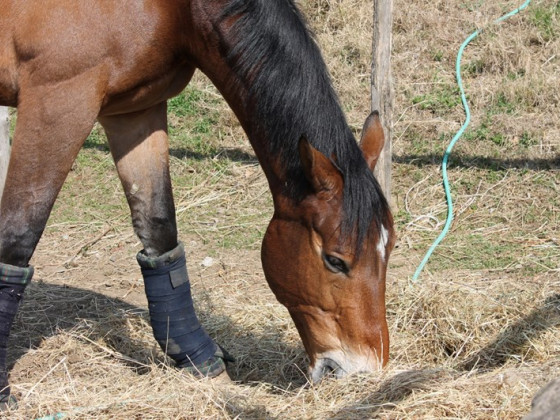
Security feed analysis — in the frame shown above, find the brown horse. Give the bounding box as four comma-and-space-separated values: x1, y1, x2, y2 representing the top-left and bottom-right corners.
0, 0, 394, 403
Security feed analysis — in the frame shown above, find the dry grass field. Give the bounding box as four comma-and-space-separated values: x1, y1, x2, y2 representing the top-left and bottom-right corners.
3, 0, 560, 418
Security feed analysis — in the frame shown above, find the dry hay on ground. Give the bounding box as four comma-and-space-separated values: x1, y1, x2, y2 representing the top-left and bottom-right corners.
3, 0, 559, 418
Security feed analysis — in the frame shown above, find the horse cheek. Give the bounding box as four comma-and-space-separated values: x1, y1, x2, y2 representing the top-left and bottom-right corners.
261, 218, 304, 307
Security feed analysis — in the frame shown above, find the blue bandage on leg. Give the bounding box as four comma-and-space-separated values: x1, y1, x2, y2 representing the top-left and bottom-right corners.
0, 262, 33, 401
137, 243, 223, 374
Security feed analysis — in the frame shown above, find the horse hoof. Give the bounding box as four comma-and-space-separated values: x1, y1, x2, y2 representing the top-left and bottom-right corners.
179, 355, 227, 379
178, 345, 235, 381
0, 394, 17, 411
211, 369, 234, 384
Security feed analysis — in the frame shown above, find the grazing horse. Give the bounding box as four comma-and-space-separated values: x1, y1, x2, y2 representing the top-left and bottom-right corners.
0, 0, 394, 405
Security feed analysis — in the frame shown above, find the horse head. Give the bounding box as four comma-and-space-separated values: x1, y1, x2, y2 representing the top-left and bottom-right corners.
261, 113, 395, 382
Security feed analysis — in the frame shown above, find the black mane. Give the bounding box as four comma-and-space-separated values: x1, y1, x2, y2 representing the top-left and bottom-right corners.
221, 0, 390, 247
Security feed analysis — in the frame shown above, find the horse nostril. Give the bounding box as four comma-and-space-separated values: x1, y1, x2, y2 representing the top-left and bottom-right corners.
311, 357, 347, 383
322, 363, 335, 375
321, 358, 344, 379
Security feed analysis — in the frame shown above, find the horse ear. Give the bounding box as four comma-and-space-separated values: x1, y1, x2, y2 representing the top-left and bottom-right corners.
360, 111, 385, 171
298, 136, 343, 197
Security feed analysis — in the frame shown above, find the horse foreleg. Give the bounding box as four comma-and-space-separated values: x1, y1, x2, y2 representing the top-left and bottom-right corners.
0, 72, 104, 404
99, 103, 232, 379
100, 103, 178, 256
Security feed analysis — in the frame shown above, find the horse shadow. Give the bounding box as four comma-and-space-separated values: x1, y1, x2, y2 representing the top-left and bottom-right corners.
8, 280, 306, 389
168, 146, 258, 164
394, 153, 560, 171
327, 294, 560, 418
83, 134, 259, 166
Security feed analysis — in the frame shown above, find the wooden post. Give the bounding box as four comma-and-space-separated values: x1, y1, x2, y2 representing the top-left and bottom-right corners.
371, 0, 393, 201
0, 107, 10, 200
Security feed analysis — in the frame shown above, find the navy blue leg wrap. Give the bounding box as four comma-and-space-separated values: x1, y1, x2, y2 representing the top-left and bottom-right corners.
137, 243, 218, 370
0, 263, 33, 398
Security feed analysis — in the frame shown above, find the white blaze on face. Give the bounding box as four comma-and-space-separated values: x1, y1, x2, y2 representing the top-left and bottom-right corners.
376, 225, 389, 261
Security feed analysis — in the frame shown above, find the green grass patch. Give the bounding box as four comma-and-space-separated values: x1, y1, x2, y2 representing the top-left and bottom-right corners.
490, 92, 516, 115
168, 88, 207, 117
84, 123, 110, 152
412, 84, 462, 114
463, 59, 485, 76
530, 2, 560, 42
432, 50, 444, 62
168, 86, 222, 158
519, 131, 537, 147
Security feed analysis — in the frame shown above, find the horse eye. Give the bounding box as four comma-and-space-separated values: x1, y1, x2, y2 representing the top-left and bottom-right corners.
323, 254, 349, 274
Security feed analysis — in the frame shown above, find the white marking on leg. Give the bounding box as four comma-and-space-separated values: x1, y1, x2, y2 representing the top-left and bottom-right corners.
130, 183, 139, 195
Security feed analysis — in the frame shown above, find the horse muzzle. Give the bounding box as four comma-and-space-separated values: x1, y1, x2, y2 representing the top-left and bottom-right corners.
309, 349, 384, 383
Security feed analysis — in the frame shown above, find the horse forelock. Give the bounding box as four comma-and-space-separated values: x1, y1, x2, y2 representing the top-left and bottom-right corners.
220, 0, 391, 253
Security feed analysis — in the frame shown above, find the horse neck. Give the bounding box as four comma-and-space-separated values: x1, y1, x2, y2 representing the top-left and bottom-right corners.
199, 63, 281, 187
188, 1, 352, 200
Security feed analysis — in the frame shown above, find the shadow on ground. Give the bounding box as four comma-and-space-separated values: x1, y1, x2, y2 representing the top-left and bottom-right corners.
9, 280, 305, 390
395, 153, 560, 171
169, 147, 257, 164
328, 294, 560, 419
459, 294, 560, 371
83, 135, 259, 166
328, 369, 451, 419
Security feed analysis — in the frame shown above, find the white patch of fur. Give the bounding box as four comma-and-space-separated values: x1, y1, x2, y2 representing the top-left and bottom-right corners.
309, 347, 383, 383
376, 225, 389, 261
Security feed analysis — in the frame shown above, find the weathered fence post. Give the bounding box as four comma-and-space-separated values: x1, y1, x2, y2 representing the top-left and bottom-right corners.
371, 0, 393, 201
0, 107, 10, 200
523, 378, 560, 420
